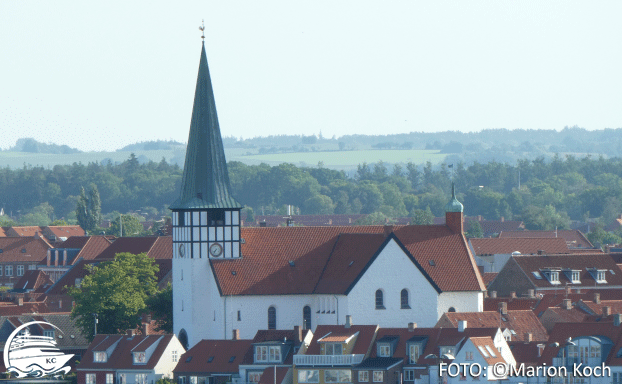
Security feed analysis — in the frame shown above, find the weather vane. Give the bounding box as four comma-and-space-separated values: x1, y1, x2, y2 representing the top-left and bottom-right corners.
199, 19, 205, 41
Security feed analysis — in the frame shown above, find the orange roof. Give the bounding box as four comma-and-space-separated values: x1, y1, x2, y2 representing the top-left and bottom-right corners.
95, 236, 171, 260
0, 227, 7, 237
469, 336, 506, 364
484, 297, 538, 311
6, 226, 45, 237
436, 310, 548, 342
212, 225, 485, 295
44, 226, 85, 239
470, 237, 569, 255
13, 270, 53, 292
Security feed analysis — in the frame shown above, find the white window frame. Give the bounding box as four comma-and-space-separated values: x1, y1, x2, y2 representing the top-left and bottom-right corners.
16, 265, 24, 276
5, 265, 12, 276
106, 373, 114, 384
44, 330, 55, 338
136, 373, 148, 384
324, 370, 351, 383
86, 374, 96, 384
373, 371, 384, 382
133, 352, 147, 364
248, 372, 262, 383
378, 344, 391, 357
359, 371, 369, 382
94, 351, 107, 362
178, 377, 187, 384
172, 350, 178, 362
404, 371, 415, 381
409, 344, 420, 364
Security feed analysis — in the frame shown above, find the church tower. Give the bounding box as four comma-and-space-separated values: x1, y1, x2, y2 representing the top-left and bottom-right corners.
171, 39, 242, 349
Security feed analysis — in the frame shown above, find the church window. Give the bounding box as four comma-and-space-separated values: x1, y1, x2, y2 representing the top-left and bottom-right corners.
303, 306, 312, 330
375, 290, 384, 309
401, 289, 410, 309
268, 306, 277, 329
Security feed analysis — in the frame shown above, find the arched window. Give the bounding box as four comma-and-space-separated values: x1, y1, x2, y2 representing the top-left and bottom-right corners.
303, 306, 312, 330
375, 289, 385, 309
448, 307, 456, 313
178, 329, 189, 350
268, 306, 277, 329
401, 289, 410, 309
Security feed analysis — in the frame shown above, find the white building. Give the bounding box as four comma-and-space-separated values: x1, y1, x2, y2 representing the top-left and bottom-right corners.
171, 41, 486, 350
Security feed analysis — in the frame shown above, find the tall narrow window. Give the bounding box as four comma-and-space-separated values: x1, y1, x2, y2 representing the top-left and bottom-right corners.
375, 290, 384, 309
178, 329, 189, 350
303, 306, 312, 330
401, 289, 410, 309
268, 306, 277, 329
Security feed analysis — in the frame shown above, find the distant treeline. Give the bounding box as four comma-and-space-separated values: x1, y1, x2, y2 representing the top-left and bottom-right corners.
2, 154, 622, 231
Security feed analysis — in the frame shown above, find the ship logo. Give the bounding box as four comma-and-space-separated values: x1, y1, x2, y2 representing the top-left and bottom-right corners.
3, 321, 73, 378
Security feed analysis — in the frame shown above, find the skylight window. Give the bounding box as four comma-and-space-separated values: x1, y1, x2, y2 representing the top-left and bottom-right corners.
207, 356, 214, 363
532, 271, 542, 280
485, 346, 497, 357
429, 260, 436, 266
477, 346, 489, 358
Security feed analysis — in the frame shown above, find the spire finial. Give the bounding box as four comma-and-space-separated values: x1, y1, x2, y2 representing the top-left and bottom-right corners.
199, 19, 205, 41
452, 182, 456, 198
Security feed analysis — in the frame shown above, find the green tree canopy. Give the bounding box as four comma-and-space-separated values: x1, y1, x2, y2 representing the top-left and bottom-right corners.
69, 252, 159, 341
146, 283, 173, 333
108, 214, 144, 237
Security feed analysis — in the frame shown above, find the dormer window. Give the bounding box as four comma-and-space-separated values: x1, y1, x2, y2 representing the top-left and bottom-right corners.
378, 344, 391, 357
44, 330, 55, 338
255, 346, 282, 362
572, 271, 580, 283
324, 343, 343, 355
133, 352, 146, 364
94, 351, 107, 363
541, 268, 561, 285
408, 344, 420, 364
587, 268, 607, 284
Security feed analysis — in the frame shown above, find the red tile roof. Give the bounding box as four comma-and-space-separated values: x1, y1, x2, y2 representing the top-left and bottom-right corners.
435, 310, 548, 342
57, 236, 92, 249
0, 237, 53, 262
174, 339, 253, 374
482, 273, 498, 286
470, 237, 569, 255
0, 227, 7, 237
580, 300, 622, 316
512, 253, 622, 288
258, 367, 289, 384
251, 215, 366, 227
13, 270, 54, 292
43, 226, 86, 240
469, 336, 506, 364
78, 334, 175, 370
6, 226, 45, 237
508, 341, 543, 366
212, 226, 485, 295
531, 290, 622, 316
95, 236, 171, 260
305, 325, 378, 355
0, 298, 49, 316
241, 329, 308, 365
498, 230, 593, 248
483, 297, 538, 311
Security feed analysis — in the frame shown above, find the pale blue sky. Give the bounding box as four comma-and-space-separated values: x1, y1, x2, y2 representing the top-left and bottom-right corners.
1, 1, 621, 152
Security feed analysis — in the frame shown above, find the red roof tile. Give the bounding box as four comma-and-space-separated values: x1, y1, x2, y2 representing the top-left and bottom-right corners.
540, 322, 622, 365
78, 334, 175, 371
470, 237, 569, 255
483, 297, 538, 311
435, 310, 548, 342
508, 341, 544, 365
95, 236, 171, 260
6, 226, 45, 237
0, 299, 49, 316
482, 273, 497, 286
0, 237, 53, 262
43, 226, 86, 240
212, 226, 484, 295
175, 339, 253, 374
469, 336, 505, 364
13, 270, 54, 292
498, 230, 593, 248
259, 367, 289, 384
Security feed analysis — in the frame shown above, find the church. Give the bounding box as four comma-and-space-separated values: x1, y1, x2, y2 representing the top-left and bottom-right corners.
170, 40, 486, 350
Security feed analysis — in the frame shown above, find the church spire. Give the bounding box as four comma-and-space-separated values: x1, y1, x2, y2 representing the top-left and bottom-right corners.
170, 42, 241, 210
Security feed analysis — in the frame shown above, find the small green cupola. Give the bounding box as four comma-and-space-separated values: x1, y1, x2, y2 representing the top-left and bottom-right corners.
444, 182, 463, 213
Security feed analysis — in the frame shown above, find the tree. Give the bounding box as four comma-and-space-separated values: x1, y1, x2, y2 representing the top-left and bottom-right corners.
303, 195, 335, 215
76, 187, 88, 230
355, 212, 391, 225
50, 219, 69, 226
109, 214, 144, 237
75, 185, 102, 233
409, 207, 434, 225
69, 252, 159, 341
146, 283, 173, 333
465, 220, 484, 238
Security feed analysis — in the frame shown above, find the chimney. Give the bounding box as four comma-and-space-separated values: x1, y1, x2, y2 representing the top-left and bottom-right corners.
294, 325, 303, 342
408, 322, 417, 332
501, 216, 505, 222
537, 344, 545, 357
54, 250, 58, 267
232, 329, 240, 340
527, 289, 535, 298
594, 293, 601, 304
498, 302, 507, 316
614, 314, 622, 326
259, 221, 267, 227
524, 333, 533, 343
562, 299, 572, 310
328, 219, 332, 225
491, 291, 497, 298
603, 306, 612, 316
34, 230, 39, 238
63, 250, 67, 266
126, 329, 136, 336
537, 250, 545, 256
565, 286, 572, 295
286, 218, 294, 227
483, 291, 489, 298
458, 320, 467, 332
345, 315, 352, 329
46, 249, 51, 266
17, 295, 23, 306
142, 323, 149, 336
510, 291, 517, 299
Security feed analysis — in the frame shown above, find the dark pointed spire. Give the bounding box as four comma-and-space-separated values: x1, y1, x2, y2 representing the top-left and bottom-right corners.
170, 42, 241, 210
444, 182, 463, 213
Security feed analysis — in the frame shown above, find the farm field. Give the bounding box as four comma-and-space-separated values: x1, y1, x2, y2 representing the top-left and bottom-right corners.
0, 148, 447, 171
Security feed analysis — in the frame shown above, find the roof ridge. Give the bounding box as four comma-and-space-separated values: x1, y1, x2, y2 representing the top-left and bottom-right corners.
311, 234, 342, 293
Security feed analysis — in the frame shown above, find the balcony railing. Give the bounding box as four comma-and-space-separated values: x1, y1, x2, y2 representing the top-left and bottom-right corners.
293, 354, 364, 366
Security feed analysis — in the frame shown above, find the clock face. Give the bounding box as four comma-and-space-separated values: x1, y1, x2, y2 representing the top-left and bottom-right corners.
178, 243, 185, 258
209, 243, 223, 257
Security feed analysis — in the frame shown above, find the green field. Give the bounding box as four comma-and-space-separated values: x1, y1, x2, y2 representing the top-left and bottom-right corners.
0, 148, 446, 171
229, 149, 447, 170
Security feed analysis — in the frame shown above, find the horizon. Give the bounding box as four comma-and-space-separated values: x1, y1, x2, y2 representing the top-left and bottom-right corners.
2, 1, 622, 152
